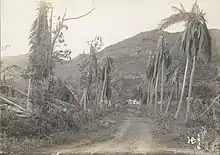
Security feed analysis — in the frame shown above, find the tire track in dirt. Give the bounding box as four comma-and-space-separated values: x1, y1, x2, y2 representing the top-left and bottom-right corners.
71, 112, 158, 154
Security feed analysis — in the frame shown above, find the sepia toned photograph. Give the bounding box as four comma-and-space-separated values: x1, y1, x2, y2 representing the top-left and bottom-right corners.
0, 0, 220, 154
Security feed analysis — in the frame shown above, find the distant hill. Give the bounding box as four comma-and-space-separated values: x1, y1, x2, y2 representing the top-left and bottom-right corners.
2, 29, 220, 98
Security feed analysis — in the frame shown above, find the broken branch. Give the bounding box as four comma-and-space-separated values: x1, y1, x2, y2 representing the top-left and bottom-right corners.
0, 95, 26, 111
64, 8, 95, 21
198, 94, 220, 118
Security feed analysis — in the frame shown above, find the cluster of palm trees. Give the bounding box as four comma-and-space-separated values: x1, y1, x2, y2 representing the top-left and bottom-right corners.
143, 1, 212, 121
79, 36, 114, 111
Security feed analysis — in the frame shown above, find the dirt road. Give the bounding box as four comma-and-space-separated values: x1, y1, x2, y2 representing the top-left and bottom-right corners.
32, 105, 209, 155
70, 113, 157, 154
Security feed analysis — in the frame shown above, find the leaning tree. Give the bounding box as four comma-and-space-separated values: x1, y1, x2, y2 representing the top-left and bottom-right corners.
158, 1, 212, 120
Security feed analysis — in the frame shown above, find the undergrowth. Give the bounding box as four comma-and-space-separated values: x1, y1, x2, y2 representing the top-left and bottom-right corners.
0, 106, 106, 153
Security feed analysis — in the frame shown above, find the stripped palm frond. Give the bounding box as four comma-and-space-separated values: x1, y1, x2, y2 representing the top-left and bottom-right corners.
198, 22, 212, 64
171, 5, 186, 13
158, 3, 205, 31
158, 12, 191, 30
191, 0, 200, 13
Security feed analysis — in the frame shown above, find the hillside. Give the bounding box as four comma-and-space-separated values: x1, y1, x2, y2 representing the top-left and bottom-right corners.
2, 29, 220, 98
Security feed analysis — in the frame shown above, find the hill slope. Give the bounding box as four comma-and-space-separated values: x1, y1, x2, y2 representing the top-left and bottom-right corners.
2, 29, 220, 98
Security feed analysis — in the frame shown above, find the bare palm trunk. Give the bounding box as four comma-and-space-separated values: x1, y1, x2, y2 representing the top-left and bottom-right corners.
149, 79, 154, 109
27, 77, 33, 113
165, 82, 174, 115
160, 59, 164, 113
176, 76, 179, 100
147, 80, 151, 107
95, 79, 99, 112
0, 0, 2, 87
100, 66, 107, 109
185, 55, 196, 121
42, 77, 50, 113
79, 87, 88, 110
154, 70, 160, 115
174, 54, 189, 119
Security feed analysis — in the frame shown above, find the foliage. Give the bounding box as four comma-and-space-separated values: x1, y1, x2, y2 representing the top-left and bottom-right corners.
28, 0, 72, 112
99, 56, 114, 107
0, 45, 10, 52
79, 36, 104, 110
158, 1, 212, 120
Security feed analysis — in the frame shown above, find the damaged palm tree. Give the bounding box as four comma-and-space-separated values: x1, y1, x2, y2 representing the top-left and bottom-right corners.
99, 57, 114, 110
29, 0, 95, 115
158, 1, 212, 120
158, 35, 172, 114
29, 1, 51, 113
164, 66, 182, 115
79, 36, 103, 110
152, 34, 164, 115
144, 51, 154, 108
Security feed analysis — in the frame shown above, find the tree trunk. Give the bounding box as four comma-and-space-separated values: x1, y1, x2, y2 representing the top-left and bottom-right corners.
27, 77, 33, 113
165, 82, 175, 116
147, 80, 151, 107
174, 54, 190, 119
0, 0, 2, 88
80, 87, 88, 110
149, 78, 154, 109
42, 77, 49, 114
160, 59, 164, 113
176, 76, 179, 100
100, 66, 107, 109
154, 70, 160, 115
185, 55, 196, 121
3, 75, 6, 84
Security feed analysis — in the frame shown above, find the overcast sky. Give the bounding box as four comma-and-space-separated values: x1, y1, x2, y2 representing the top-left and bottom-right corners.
1, 0, 220, 57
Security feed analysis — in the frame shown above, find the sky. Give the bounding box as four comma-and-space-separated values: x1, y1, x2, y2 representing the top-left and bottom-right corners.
1, 0, 220, 57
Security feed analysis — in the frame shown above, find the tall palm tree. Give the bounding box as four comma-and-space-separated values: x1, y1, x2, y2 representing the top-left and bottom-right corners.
145, 51, 154, 107
153, 34, 171, 115
79, 36, 103, 110
158, 1, 212, 120
29, 0, 51, 113
99, 57, 114, 109
158, 35, 172, 114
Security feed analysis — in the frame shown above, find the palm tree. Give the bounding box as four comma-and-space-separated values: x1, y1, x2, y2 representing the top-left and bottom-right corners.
145, 51, 154, 107
99, 57, 114, 110
29, 0, 51, 113
153, 34, 169, 115
79, 36, 103, 110
158, 35, 172, 114
158, 1, 212, 120
164, 66, 182, 115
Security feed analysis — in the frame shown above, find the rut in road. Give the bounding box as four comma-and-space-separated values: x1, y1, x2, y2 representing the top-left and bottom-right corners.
71, 113, 158, 154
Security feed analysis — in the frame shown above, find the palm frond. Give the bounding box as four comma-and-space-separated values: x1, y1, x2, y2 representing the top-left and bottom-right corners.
198, 22, 212, 63
171, 5, 186, 13
180, 4, 186, 12
158, 12, 193, 30
191, 0, 200, 13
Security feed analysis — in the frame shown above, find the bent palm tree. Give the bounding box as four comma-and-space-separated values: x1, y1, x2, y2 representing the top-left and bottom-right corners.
158, 1, 212, 120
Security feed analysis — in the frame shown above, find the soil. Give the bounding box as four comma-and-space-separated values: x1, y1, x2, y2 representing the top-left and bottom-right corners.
28, 104, 212, 155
